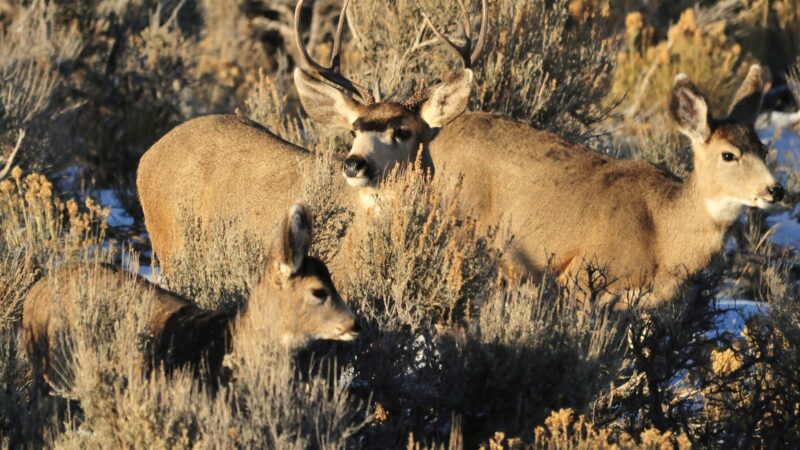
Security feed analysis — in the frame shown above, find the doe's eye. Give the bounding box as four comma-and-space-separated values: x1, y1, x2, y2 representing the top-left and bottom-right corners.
393, 129, 412, 141
721, 152, 737, 162
311, 288, 328, 301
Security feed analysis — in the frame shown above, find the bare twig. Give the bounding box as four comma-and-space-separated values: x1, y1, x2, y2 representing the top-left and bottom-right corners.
0, 128, 25, 179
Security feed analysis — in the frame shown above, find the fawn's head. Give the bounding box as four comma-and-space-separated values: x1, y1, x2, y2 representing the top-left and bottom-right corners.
669, 65, 784, 223
293, 0, 487, 188
251, 202, 359, 348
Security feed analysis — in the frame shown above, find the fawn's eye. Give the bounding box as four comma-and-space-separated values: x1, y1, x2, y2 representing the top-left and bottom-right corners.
721, 152, 737, 162
311, 288, 328, 301
350, 130, 356, 138
393, 128, 412, 141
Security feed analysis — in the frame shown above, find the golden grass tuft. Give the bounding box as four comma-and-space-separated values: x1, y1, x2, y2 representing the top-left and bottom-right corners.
341, 153, 508, 328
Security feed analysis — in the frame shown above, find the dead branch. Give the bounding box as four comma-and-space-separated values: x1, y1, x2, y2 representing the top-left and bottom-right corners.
0, 128, 25, 179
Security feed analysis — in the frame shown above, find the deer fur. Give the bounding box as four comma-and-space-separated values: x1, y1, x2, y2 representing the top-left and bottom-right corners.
23, 203, 359, 388
137, 114, 315, 272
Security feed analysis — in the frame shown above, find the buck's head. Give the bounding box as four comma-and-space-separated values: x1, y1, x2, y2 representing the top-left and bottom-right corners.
251, 202, 359, 348
293, 0, 486, 188
669, 65, 785, 224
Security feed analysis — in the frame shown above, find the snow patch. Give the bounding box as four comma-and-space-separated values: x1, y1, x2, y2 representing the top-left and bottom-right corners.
713, 298, 768, 337
95, 189, 135, 229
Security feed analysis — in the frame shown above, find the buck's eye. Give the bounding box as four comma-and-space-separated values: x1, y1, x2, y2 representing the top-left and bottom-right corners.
310, 288, 328, 302
349, 130, 356, 138
721, 152, 737, 162
393, 129, 412, 141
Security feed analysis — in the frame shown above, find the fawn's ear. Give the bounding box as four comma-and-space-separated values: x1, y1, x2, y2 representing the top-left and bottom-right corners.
669, 74, 712, 144
276, 201, 313, 276
728, 64, 764, 127
414, 70, 473, 129
294, 68, 363, 129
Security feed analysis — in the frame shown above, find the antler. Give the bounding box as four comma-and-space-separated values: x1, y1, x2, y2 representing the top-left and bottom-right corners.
0, 129, 24, 180
294, 0, 373, 103
422, 0, 488, 69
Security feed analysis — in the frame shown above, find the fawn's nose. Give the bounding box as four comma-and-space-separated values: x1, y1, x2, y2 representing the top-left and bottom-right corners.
343, 156, 367, 178
768, 184, 785, 203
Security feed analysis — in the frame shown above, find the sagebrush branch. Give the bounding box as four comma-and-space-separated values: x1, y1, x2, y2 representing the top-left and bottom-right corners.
0, 128, 25, 179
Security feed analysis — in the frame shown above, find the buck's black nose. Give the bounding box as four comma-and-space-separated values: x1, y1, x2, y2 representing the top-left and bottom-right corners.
768, 184, 785, 203
351, 321, 362, 333
343, 156, 367, 178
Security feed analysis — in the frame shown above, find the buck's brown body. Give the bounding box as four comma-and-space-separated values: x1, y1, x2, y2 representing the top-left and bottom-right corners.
137, 114, 314, 271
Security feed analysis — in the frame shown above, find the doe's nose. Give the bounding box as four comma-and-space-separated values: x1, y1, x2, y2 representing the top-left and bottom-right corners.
768, 184, 785, 203
343, 156, 367, 178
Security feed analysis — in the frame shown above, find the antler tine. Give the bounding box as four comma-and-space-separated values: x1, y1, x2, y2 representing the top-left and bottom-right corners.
294, 0, 373, 103
422, 10, 470, 68
422, 0, 488, 69
457, 0, 472, 41
470, 0, 488, 63
329, 0, 349, 70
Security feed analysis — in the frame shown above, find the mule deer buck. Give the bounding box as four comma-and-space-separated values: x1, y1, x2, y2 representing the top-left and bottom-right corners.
137, 0, 483, 273
24, 202, 359, 388
293, 1, 783, 305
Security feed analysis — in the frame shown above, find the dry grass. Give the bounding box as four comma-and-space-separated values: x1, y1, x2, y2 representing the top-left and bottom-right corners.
472, 0, 617, 141
0, 0, 82, 131
737, 0, 800, 77
610, 7, 752, 126
344, 0, 617, 142
695, 266, 800, 446
341, 157, 508, 328
789, 57, 800, 103
0, 252, 35, 331
0, 169, 108, 335
163, 212, 265, 310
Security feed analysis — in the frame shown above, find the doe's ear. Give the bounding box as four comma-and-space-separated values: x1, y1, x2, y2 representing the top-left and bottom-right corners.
294, 68, 363, 129
728, 64, 764, 126
276, 201, 313, 276
669, 74, 711, 144
418, 70, 473, 129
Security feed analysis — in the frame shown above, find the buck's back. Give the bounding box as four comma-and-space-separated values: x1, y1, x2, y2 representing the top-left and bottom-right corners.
137, 115, 314, 265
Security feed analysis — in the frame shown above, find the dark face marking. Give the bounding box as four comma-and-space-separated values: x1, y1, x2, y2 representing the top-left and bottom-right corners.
711, 120, 767, 158
290, 256, 335, 287
352, 116, 407, 133
351, 102, 415, 133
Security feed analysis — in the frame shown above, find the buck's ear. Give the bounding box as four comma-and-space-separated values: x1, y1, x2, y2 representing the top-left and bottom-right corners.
669, 74, 711, 144
294, 68, 363, 129
728, 64, 764, 127
418, 70, 473, 128
276, 201, 313, 276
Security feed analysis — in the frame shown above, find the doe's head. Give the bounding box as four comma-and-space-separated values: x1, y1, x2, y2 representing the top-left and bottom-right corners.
256, 202, 359, 348
293, 0, 486, 188
668, 65, 785, 222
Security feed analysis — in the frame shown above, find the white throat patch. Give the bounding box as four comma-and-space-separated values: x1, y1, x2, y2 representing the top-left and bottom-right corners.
705, 197, 746, 224
358, 189, 379, 210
